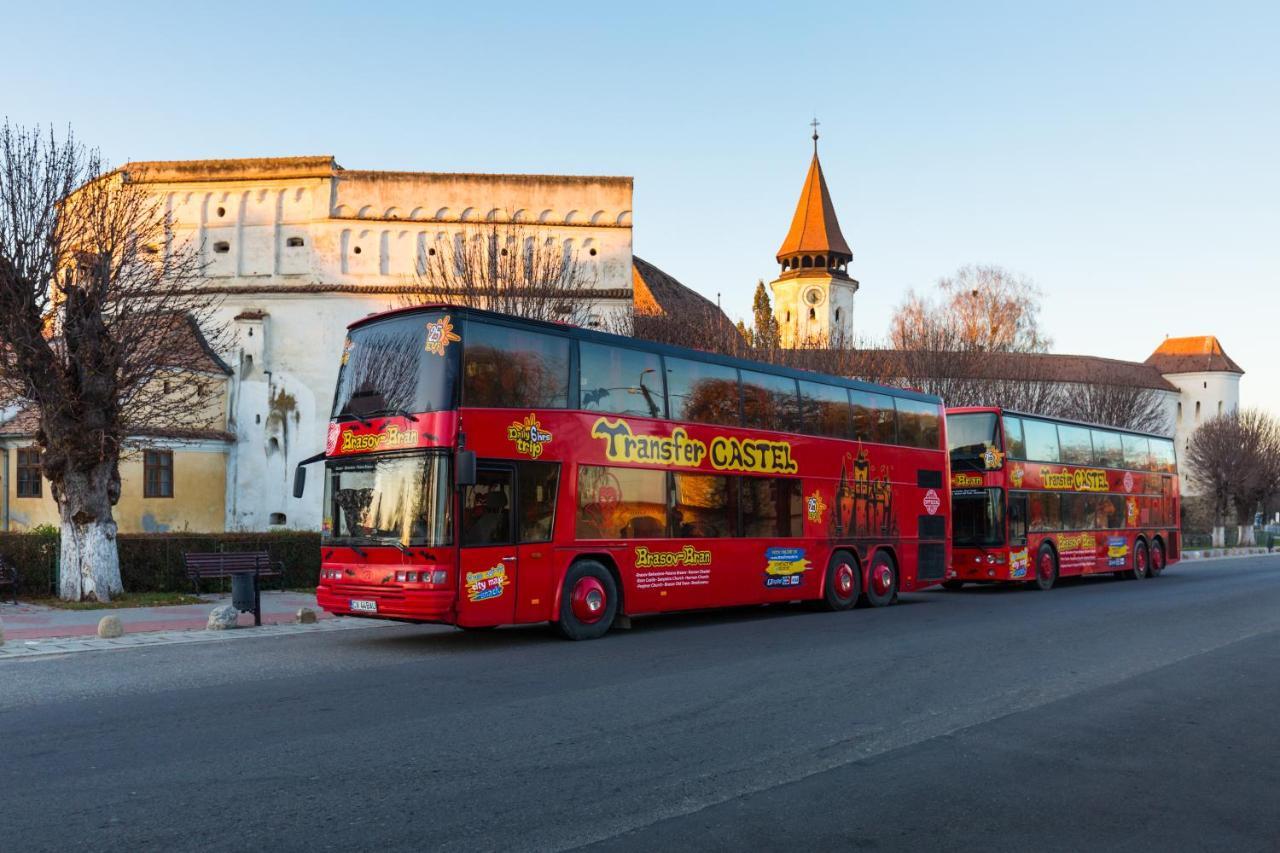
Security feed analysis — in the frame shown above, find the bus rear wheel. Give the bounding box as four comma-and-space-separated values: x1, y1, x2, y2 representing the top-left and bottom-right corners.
861, 552, 897, 608
1034, 545, 1058, 591
822, 551, 860, 611
1130, 540, 1149, 580
556, 560, 618, 641
1150, 539, 1165, 576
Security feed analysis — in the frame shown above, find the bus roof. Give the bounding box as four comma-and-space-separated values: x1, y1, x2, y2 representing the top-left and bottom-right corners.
350, 303, 943, 406
947, 405, 1174, 441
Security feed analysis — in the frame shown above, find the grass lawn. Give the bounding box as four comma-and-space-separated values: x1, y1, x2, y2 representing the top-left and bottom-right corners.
31, 592, 208, 610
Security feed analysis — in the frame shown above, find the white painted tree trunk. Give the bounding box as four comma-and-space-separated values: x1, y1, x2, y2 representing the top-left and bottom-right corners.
56, 465, 123, 602
1212, 526, 1226, 548
1238, 525, 1256, 547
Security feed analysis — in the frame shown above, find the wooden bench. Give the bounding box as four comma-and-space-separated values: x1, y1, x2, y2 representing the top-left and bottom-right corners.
183, 551, 285, 626
0, 556, 17, 605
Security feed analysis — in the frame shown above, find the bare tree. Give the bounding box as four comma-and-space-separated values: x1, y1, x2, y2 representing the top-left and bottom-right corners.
891, 264, 1051, 354
1056, 376, 1171, 434
0, 122, 227, 601
1184, 410, 1280, 547
400, 221, 603, 327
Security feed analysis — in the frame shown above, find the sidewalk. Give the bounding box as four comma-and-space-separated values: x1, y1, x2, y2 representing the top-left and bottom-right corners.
0, 591, 330, 642
1181, 547, 1275, 561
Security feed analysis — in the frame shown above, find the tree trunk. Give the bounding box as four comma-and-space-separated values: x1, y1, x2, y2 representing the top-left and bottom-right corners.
1237, 524, 1256, 547
1211, 526, 1226, 548
57, 464, 122, 602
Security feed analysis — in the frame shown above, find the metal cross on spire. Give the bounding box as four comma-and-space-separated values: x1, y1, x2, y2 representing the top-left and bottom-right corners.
810, 116, 820, 151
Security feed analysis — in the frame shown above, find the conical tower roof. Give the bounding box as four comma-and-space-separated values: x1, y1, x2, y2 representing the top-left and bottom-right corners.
776, 150, 852, 262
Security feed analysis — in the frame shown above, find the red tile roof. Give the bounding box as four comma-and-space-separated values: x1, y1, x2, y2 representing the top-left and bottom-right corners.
1144, 336, 1243, 375
776, 152, 852, 262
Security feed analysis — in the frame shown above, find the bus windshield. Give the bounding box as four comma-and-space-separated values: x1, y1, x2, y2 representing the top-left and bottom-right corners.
947, 412, 1001, 469
332, 312, 459, 420
953, 488, 1005, 547
322, 452, 453, 547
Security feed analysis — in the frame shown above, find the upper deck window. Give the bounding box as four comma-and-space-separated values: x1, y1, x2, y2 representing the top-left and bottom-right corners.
895, 398, 942, 449
850, 389, 897, 444
463, 322, 570, 409
740, 369, 800, 432
1003, 415, 1026, 459
664, 356, 739, 427
1022, 418, 1061, 463
799, 380, 852, 439
948, 412, 1000, 467
579, 341, 665, 419
1091, 429, 1124, 468
1057, 424, 1095, 466
1121, 434, 1152, 471
332, 312, 459, 419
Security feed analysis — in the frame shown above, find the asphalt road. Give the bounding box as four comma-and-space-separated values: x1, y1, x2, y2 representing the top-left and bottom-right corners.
4, 555, 1280, 852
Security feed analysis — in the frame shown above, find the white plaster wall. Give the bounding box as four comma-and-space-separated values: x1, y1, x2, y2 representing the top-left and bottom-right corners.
1164, 370, 1241, 492
148, 168, 636, 531
770, 274, 857, 346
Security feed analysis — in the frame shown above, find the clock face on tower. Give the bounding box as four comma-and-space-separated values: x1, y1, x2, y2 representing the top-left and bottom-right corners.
803, 287, 825, 307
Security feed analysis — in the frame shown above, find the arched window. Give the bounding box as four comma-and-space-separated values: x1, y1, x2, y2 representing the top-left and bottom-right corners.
815, 255, 826, 268
801, 256, 811, 268
785, 310, 791, 323
808, 307, 816, 320
835, 308, 841, 322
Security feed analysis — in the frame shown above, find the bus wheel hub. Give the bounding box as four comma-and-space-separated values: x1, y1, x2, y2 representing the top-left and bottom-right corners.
572, 577, 608, 624
837, 564, 854, 596
873, 565, 892, 595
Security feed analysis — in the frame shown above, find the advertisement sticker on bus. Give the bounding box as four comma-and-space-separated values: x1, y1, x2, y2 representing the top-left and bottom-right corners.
764, 547, 811, 588
953, 472, 983, 488
806, 490, 827, 523
423, 314, 460, 357
923, 489, 941, 515
1107, 537, 1129, 567
1010, 548, 1029, 578
466, 563, 510, 602
507, 413, 553, 458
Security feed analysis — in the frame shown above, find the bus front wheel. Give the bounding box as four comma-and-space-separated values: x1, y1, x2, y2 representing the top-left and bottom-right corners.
1034, 545, 1058, 591
861, 552, 898, 608
1130, 540, 1149, 580
556, 561, 618, 641
822, 551, 860, 611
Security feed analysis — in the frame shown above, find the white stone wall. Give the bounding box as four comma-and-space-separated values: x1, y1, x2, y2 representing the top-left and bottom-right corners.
143, 167, 635, 531
770, 274, 857, 347
1163, 370, 1242, 493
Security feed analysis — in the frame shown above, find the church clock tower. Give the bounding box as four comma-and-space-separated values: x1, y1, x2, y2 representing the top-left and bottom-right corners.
770, 126, 858, 347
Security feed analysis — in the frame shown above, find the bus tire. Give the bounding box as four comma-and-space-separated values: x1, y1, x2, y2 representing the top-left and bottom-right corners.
822, 551, 860, 611
1034, 544, 1058, 591
942, 580, 965, 591
862, 551, 898, 608
1130, 540, 1149, 580
556, 560, 618, 641
1150, 538, 1165, 576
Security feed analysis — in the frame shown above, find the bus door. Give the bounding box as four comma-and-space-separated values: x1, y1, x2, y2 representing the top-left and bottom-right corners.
457, 464, 518, 626
1007, 492, 1030, 579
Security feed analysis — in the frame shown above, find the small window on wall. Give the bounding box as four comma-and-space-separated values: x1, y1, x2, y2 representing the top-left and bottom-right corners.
850, 389, 897, 444
664, 356, 739, 427
579, 341, 665, 419
144, 450, 174, 498
671, 472, 735, 538
894, 398, 941, 449
741, 477, 803, 537
740, 369, 800, 432
462, 322, 570, 409
16, 447, 41, 498
576, 465, 667, 540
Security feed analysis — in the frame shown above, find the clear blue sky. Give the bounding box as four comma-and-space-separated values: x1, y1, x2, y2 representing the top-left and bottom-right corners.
5, 1, 1277, 415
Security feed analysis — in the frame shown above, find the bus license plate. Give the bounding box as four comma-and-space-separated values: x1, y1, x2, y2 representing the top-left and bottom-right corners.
350, 599, 377, 613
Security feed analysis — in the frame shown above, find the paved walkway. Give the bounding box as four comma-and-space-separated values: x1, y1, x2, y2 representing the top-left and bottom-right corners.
0, 591, 330, 642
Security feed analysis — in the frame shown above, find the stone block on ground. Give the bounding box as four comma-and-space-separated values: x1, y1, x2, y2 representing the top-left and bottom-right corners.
207, 604, 240, 630
97, 615, 124, 639
296, 607, 317, 624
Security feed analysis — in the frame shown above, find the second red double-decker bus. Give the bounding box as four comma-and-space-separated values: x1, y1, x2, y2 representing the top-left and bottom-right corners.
295, 304, 951, 639
944, 406, 1180, 590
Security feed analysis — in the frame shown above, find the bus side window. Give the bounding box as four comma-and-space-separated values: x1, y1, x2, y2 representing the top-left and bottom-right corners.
516, 461, 559, 543
1008, 493, 1028, 547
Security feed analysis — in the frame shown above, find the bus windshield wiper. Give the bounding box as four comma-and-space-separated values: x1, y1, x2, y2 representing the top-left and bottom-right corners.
371, 407, 420, 423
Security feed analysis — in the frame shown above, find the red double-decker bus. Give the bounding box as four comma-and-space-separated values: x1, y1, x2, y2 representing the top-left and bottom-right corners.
294, 305, 951, 639
944, 406, 1180, 590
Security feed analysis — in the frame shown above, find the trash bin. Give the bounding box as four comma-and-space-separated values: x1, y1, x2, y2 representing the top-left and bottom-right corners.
231, 571, 257, 613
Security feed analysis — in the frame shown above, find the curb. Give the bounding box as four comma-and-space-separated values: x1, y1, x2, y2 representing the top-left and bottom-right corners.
0, 616, 395, 660
1182, 548, 1275, 561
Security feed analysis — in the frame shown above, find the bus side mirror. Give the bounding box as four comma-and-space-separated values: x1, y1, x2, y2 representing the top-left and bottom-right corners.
455, 450, 477, 488
292, 465, 307, 499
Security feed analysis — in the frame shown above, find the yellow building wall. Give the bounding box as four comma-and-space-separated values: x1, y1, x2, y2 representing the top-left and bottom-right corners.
3, 445, 227, 533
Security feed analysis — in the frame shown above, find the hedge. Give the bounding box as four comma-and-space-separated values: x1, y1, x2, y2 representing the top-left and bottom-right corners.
0, 531, 321, 598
